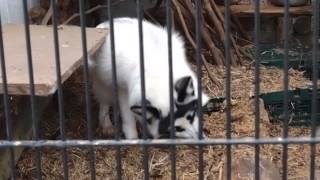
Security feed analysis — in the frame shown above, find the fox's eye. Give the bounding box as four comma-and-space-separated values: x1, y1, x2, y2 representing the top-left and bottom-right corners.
175, 126, 185, 132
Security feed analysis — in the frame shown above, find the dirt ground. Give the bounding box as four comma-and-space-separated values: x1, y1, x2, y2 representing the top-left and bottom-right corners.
14, 63, 320, 180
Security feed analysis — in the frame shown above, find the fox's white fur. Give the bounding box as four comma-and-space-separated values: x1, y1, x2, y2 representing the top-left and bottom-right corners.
89, 17, 209, 139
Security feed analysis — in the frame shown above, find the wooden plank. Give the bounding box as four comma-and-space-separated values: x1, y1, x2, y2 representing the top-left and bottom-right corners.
0, 24, 107, 96
219, 5, 312, 17
0, 96, 52, 179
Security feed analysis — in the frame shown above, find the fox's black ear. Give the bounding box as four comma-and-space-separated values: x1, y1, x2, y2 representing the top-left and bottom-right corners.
175, 76, 195, 104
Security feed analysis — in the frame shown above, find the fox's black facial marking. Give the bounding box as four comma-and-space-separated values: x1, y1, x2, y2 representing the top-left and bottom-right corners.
186, 111, 196, 123
158, 100, 198, 134
191, 90, 195, 96
175, 76, 194, 104
175, 126, 185, 132
146, 118, 152, 124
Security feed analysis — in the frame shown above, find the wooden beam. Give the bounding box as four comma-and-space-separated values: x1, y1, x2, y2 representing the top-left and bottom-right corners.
219, 5, 312, 17
0, 24, 107, 96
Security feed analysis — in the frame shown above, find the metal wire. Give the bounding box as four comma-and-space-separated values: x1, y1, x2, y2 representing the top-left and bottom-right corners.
2, 1, 318, 180
2, 137, 320, 147
224, 0, 232, 179
166, 0, 176, 179
77, 0, 96, 179
22, 1, 42, 179
0, 14, 16, 180
136, 1, 149, 179
282, 0, 289, 179
254, 0, 261, 179
195, 0, 204, 179
107, 0, 122, 179
310, 1, 319, 179
50, 0, 69, 179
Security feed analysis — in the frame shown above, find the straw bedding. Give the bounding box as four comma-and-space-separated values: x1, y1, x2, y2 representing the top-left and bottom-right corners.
15, 63, 320, 180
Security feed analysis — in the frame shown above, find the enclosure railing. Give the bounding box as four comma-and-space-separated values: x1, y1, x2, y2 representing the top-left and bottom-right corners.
0, 0, 319, 180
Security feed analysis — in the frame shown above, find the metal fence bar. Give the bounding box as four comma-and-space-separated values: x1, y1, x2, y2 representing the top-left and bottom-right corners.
1, 1, 318, 179
310, 1, 319, 179
22, 1, 42, 179
136, 1, 149, 179
224, 0, 232, 179
0, 15, 16, 180
165, 0, 176, 179
282, 0, 290, 179
77, 0, 97, 179
50, 0, 69, 179
254, 0, 261, 179
107, 0, 122, 179
195, 0, 204, 179
3, 137, 320, 147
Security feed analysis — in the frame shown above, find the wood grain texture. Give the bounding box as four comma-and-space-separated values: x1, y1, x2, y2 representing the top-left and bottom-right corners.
219, 5, 312, 17
0, 24, 107, 96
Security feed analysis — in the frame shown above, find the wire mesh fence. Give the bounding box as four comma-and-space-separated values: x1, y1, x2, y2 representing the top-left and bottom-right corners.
0, 0, 319, 180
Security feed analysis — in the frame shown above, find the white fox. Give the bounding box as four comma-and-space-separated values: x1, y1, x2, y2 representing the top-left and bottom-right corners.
89, 17, 209, 139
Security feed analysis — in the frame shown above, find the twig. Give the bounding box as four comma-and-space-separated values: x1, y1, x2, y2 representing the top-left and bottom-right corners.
230, 35, 243, 65
177, 0, 196, 28
209, 0, 243, 65
212, 161, 224, 172
183, 0, 224, 66
62, 5, 108, 25
231, 14, 250, 40
210, 0, 249, 40
202, 27, 224, 65
239, 47, 254, 61
201, 54, 223, 88
204, 0, 238, 65
232, 35, 254, 45
218, 161, 223, 180
41, 5, 53, 25
209, 0, 224, 28
173, 1, 195, 47
151, 0, 164, 11
144, 10, 161, 26
173, 0, 223, 87
204, 0, 225, 45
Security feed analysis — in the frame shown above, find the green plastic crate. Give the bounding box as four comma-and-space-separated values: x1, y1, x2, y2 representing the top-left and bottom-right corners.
260, 88, 320, 126
245, 44, 313, 69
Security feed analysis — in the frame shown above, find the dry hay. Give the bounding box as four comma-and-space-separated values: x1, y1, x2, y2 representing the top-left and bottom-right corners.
15, 64, 320, 180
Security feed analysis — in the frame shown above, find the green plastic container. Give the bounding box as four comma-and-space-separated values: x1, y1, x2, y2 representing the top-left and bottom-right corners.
245, 43, 319, 79
246, 44, 312, 69
260, 88, 320, 126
